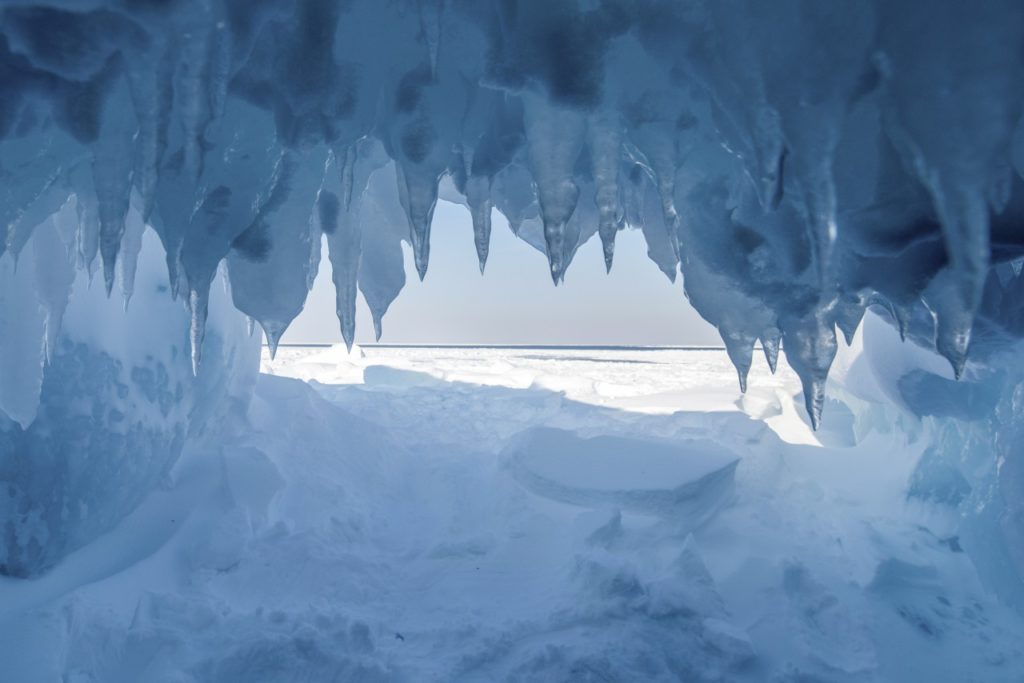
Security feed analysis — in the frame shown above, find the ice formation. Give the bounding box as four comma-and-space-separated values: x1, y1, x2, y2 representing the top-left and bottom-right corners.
1, 0, 1024, 599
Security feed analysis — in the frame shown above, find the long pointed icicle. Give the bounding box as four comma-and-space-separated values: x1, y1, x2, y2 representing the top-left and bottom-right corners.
523, 94, 585, 284
262, 322, 285, 361
189, 285, 209, 375
466, 175, 492, 273
94, 76, 139, 297
761, 328, 781, 375
396, 162, 440, 281
588, 112, 624, 273
722, 329, 756, 393
833, 294, 866, 346
933, 186, 990, 316
31, 216, 74, 366
339, 145, 356, 211
935, 315, 971, 380
782, 314, 838, 431
118, 201, 146, 309
372, 311, 384, 342
324, 184, 362, 351
926, 273, 975, 380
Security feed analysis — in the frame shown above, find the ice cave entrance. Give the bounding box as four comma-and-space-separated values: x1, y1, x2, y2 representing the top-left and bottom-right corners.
282, 197, 722, 350
4, 1, 1024, 679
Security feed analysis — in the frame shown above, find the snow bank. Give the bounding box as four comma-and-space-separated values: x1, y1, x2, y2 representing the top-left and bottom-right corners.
2, 347, 1021, 681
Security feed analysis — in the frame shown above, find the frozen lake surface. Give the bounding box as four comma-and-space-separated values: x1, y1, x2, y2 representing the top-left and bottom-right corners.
2, 345, 1022, 682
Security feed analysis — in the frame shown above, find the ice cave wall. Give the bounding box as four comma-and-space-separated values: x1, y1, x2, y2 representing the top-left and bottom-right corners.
0, 0, 1023, 581
0, 208, 257, 576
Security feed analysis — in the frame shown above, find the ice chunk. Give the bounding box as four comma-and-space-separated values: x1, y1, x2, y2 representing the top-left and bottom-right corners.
504, 427, 738, 523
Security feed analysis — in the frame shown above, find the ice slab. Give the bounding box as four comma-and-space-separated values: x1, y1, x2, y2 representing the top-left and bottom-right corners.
504, 427, 738, 519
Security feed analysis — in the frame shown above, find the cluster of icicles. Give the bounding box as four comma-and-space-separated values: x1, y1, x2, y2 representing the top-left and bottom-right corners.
2, 0, 1024, 429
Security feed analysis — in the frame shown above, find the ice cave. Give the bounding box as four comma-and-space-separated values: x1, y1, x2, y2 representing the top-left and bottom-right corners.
2, 0, 1024, 680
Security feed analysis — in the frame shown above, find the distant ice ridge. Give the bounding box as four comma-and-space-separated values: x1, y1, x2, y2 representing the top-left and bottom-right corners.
2, 0, 1024, 575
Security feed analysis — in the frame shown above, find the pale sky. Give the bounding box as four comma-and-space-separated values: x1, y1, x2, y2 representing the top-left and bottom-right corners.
281, 200, 721, 346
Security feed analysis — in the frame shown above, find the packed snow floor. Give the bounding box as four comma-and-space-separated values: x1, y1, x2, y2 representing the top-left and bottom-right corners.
2, 345, 1024, 682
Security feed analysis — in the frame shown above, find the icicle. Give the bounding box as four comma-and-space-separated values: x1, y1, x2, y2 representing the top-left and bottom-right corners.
926, 273, 974, 380
867, 295, 905, 342
71, 180, 101, 276
31, 214, 75, 366
891, 302, 911, 342
935, 315, 970, 380
760, 328, 781, 374
1012, 258, 1024, 277
396, 162, 441, 281
372, 311, 384, 342
588, 112, 623, 273
835, 319, 857, 347
126, 47, 170, 222
247, 316, 255, 337
225, 147, 327, 351
188, 286, 209, 375
638, 184, 680, 283
630, 133, 681, 269
523, 94, 585, 284
94, 76, 140, 297
262, 322, 285, 361
324, 187, 362, 351
356, 160, 407, 348
167, 253, 182, 301
932, 186, 990, 314
338, 145, 356, 211
833, 294, 866, 346
722, 329, 755, 394
118, 202, 146, 309
802, 376, 828, 432
781, 314, 838, 431
466, 175, 492, 273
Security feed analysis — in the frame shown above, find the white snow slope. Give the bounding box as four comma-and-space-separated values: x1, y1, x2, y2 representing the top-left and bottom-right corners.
1, 333, 1022, 682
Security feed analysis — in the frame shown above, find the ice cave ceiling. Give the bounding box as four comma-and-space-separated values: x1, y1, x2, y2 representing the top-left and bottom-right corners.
2, 0, 1024, 429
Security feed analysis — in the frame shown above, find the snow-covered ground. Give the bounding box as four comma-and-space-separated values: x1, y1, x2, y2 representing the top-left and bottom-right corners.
2, 344, 1023, 682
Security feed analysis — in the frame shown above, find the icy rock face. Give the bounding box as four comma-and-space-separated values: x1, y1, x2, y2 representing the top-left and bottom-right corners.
1, 1, 1024, 568
0, 218, 257, 577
